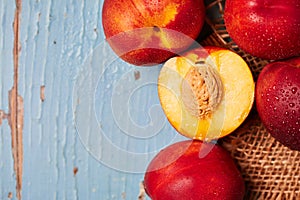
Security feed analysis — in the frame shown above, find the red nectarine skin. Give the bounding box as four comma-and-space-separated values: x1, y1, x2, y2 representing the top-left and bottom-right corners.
224, 0, 300, 60
144, 140, 245, 200
256, 57, 300, 151
102, 0, 205, 66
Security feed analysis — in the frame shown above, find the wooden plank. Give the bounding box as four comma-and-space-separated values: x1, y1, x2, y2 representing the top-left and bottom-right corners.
0, 0, 187, 199
0, 1, 20, 199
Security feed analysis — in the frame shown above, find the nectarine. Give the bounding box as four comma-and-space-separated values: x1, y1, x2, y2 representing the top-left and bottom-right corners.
144, 140, 245, 200
256, 57, 300, 151
224, 0, 300, 60
102, 0, 206, 66
158, 46, 254, 140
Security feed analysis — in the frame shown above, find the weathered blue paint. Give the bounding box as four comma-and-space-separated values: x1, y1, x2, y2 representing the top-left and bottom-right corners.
0, 1, 18, 199
0, 0, 186, 199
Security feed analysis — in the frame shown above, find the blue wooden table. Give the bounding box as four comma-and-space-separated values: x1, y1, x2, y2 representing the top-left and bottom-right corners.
0, 1, 189, 199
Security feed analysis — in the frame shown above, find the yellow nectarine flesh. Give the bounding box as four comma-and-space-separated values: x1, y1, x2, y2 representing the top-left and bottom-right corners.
158, 47, 254, 140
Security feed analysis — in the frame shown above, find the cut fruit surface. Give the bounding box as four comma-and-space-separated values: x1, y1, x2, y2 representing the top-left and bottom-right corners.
158, 46, 254, 140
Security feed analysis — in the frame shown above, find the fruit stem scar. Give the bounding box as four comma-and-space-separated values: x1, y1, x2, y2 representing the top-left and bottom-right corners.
181, 61, 224, 119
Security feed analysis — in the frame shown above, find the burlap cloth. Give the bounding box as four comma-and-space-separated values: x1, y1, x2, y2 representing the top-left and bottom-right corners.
200, 0, 300, 199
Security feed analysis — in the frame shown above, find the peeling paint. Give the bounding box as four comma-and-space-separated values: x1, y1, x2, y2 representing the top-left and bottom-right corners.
9, 0, 23, 200
8, 192, 13, 199
134, 70, 141, 80
0, 110, 8, 126
9, 90, 24, 200
121, 192, 126, 199
40, 85, 45, 102
0, 111, 3, 125
73, 167, 78, 176
138, 181, 146, 200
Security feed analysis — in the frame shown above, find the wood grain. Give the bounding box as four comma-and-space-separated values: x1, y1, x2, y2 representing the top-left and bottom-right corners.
0, 1, 22, 200
0, 0, 189, 199
9, 0, 23, 199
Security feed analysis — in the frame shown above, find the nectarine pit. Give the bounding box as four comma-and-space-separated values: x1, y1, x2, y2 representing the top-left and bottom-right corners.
181, 61, 223, 120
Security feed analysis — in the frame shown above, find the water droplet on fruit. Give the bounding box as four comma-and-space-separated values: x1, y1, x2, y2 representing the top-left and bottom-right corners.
288, 82, 292, 86
273, 107, 277, 111
269, 104, 272, 108
285, 111, 289, 116
291, 87, 298, 94
275, 96, 279, 101
289, 103, 295, 108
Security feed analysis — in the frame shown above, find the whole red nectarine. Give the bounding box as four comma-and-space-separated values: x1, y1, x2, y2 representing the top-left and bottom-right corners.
102, 0, 205, 66
144, 140, 245, 200
224, 0, 300, 60
256, 57, 300, 151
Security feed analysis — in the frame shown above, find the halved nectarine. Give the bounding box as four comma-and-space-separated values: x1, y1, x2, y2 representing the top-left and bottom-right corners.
158, 46, 254, 140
